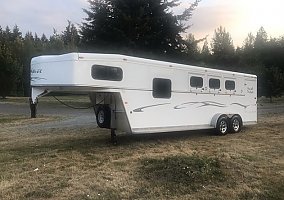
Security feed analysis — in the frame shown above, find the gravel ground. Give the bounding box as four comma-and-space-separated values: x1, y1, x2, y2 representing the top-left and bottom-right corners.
0, 99, 96, 129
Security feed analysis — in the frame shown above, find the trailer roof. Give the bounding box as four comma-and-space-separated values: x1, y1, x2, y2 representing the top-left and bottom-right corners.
31, 53, 257, 78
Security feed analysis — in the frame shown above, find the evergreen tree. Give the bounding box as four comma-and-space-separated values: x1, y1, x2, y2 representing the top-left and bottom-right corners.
243, 33, 255, 50
22, 32, 37, 96
200, 39, 211, 62
211, 26, 235, 66
0, 47, 19, 98
81, 0, 200, 58
0, 26, 22, 98
237, 27, 284, 99
46, 29, 65, 54
240, 33, 257, 66
260, 67, 284, 101
184, 33, 204, 61
62, 21, 80, 52
40, 34, 49, 51
255, 27, 268, 49
261, 37, 284, 99
0, 22, 82, 97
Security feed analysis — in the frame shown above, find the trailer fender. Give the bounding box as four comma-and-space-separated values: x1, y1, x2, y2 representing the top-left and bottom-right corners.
211, 113, 226, 128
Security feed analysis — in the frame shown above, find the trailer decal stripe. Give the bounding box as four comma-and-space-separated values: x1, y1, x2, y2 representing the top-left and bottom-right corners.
231, 103, 250, 108
133, 101, 251, 112
133, 103, 170, 112
31, 77, 47, 81
174, 101, 226, 109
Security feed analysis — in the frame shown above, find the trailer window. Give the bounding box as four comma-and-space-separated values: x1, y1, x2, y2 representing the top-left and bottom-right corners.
209, 78, 220, 89
190, 76, 203, 88
153, 78, 171, 99
92, 65, 123, 81
225, 80, 235, 90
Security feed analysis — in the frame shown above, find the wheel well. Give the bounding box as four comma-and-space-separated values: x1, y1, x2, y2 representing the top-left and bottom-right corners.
231, 114, 243, 127
211, 113, 242, 128
94, 104, 109, 114
211, 113, 228, 128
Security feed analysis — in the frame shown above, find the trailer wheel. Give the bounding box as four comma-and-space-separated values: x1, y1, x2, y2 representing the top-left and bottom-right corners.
96, 105, 111, 128
230, 115, 242, 133
216, 115, 229, 135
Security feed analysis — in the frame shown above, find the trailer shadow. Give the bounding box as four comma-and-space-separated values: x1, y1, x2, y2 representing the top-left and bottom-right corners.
116, 129, 218, 146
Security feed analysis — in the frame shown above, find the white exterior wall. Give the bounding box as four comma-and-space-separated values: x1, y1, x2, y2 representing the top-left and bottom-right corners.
31, 53, 257, 134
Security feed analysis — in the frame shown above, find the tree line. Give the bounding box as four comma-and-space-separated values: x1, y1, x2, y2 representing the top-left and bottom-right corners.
0, 21, 80, 98
0, 0, 283, 100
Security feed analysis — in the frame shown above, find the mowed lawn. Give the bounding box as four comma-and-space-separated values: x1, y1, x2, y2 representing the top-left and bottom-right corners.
0, 98, 283, 200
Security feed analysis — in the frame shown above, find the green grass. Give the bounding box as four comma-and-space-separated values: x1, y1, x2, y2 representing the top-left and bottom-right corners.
140, 154, 225, 194
239, 179, 284, 200
259, 179, 284, 200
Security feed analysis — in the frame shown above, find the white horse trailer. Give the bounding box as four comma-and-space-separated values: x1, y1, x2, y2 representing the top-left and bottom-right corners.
30, 53, 257, 141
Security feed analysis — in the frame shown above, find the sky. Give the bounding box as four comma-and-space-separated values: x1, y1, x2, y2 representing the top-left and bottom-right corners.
1, 0, 283, 47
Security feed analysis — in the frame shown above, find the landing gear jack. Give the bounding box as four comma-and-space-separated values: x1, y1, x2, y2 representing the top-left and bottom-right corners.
111, 129, 117, 145
29, 98, 37, 118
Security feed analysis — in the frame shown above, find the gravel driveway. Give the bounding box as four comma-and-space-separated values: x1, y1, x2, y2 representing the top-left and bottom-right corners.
0, 99, 96, 129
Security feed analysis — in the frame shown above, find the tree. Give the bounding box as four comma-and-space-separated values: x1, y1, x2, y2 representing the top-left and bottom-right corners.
200, 39, 211, 62
81, 0, 201, 58
46, 29, 65, 54
0, 22, 83, 98
0, 48, 19, 98
62, 21, 80, 52
240, 33, 257, 66
211, 26, 235, 66
0, 26, 22, 98
260, 37, 284, 99
238, 27, 284, 99
254, 26, 268, 49
253, 27, 284, 99
259, 66, 284, 101
184, 33, 205, 61
21, 32, 37, 96
243, 33, 255, 50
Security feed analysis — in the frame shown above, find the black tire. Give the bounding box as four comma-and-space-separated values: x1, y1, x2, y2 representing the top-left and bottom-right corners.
229, 115, 242, 133
216, 115, 229, 136
96, 105, 111, 128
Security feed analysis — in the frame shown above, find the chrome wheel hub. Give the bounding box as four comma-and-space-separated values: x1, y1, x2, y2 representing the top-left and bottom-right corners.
219, 121, 227, 133
232, 119, 240, 132
98, 111, 105, 124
